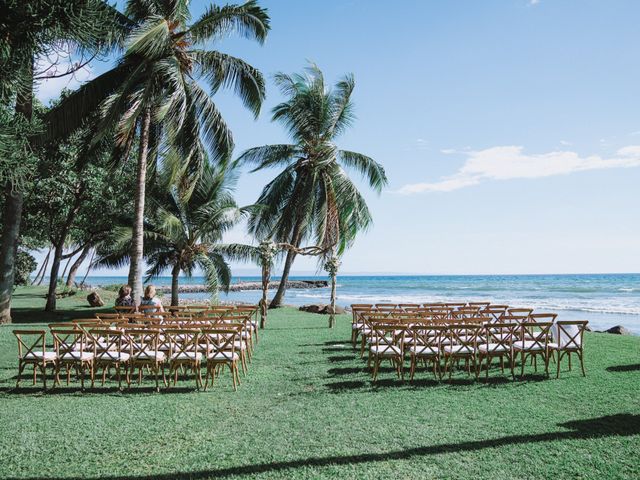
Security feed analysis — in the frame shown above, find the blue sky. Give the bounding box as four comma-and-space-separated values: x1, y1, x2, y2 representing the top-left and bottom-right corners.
36, 0, 640, 276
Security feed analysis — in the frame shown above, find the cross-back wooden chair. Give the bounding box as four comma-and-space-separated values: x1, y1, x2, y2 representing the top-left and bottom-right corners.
482, 306, 508, 323
550, 321, 588, 377
90, 329, 130, 389
508, 308, 533, 320
368, 323, 406, 381
408, 325, 445, 381
202, 326, 241, 391
513, 321, 553, 377
478, 323, 518, 380
442, 324, 481, 380
14, 330, 56, 389
165, 329, 202, 389
51, 329, 94, 389
126, 329, 166, 391
359, 312, 393, 357
350, 304, 373, 347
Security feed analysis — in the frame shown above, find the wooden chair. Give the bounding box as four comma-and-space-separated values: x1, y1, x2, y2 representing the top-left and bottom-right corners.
202, 326, 242, 391
550, 321, 588, 377
513, 321, 553, 377
468, 301, 491, 308
90, 329, 129, 389
165, 329, 203, 389
126, 329, 166, 391
350, 304, 373, 347
478, 323, 517, 380
442, 324, 481, 380
408, 325, 445, 381
51, 329, 95, 389
14, 330, 57, 389
368, 323, 405, 381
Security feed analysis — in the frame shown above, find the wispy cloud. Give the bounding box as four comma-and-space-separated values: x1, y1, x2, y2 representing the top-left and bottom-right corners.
397, 145, 640, 194
529, 0, 540, 5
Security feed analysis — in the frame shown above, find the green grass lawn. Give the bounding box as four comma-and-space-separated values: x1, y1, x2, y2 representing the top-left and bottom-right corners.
0, 287, 639, 479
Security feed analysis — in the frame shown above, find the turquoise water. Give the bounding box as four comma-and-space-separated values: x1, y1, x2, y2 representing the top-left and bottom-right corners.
85, 273, 640, 334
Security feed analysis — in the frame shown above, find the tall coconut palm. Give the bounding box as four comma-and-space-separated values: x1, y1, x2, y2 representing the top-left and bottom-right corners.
45, 0, 270, 304
97, 160, 245, 305
238, 64, 388, 308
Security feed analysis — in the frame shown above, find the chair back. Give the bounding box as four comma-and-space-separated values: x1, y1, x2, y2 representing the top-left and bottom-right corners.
14, 330, 46, 360
553, 321, 588, 349
51, 329, 86, 357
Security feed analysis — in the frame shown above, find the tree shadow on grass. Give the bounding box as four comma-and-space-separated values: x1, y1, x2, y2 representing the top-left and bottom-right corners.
606, 364, 640, 373
326, 355, 354, 363
8, 414, 639, 480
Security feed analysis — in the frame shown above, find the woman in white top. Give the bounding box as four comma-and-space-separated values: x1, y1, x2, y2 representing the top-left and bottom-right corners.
139, 285, 165, 316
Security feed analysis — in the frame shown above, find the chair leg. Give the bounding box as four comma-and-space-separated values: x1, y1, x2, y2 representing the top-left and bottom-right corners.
41, 363, 47, 390
578, 350, 586, 376
556, 351, 562, 378
16, 361, 24, 388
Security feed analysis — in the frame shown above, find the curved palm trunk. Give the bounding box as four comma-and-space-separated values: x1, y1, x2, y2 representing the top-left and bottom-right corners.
170, 264, 180, 306
269, 223, 302, 309
127, 108, 152, 305
260, 262, 270, 328
0, 59, 32, 324
33, 247, 51, 286
45, 244, 64, 312
66, 243, 92, 287
329, 271, 337, 328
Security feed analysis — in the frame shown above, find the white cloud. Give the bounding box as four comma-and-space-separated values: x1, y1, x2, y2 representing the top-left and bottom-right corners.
397, 145, 640, 194
559, 140, 572, 146
529, 0, 540, 5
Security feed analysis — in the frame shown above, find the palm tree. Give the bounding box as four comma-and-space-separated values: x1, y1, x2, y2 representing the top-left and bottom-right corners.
238, 64, 388, 308
97, 160, 245, 305
45, 0, 270, 304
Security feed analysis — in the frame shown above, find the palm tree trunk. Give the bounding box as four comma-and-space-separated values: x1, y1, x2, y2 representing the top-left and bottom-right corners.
60, 253, 73, 282
0, 58, 32, 324
79, 249, 96, 287
260, 262, 270, 328
128, 108, 152, 305
45, 243, 64, 312
33, 247, 51, 286
329, 271, 337, 328
269, 224, 302, 309
170, 264, 180, 307
66, 243, 92, 287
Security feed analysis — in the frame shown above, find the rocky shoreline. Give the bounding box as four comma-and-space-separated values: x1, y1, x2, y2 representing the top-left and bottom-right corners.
154, 279, 328, 294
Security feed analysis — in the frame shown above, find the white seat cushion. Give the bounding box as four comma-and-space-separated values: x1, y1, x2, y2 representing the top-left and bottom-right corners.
478, 343, 510, 354
443, 345, 474, 355
60, 352, 94, 361
96, 352, 130, 362
207, 351, 238, 361
513, 341, 545, 351
369, 345, 401, 356
132, 351, 166, 361
170, 352, 202, 361
24, 351, 57, 361
411, 345, 438, 356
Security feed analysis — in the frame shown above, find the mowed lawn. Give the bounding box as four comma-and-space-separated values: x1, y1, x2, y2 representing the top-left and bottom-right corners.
0, 290, 639, 479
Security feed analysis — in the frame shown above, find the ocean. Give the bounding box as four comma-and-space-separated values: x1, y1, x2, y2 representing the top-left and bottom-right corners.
85, 273, 640, 334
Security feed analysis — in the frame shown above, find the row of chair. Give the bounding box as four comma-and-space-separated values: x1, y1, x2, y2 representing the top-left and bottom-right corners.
13, 305, 259, 392
350, 303, 588, 382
